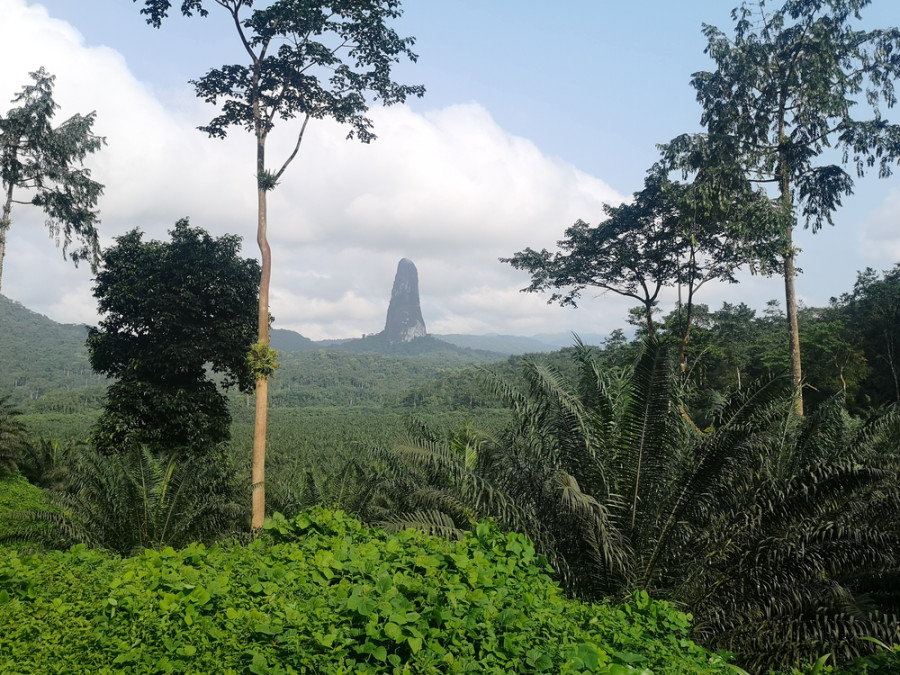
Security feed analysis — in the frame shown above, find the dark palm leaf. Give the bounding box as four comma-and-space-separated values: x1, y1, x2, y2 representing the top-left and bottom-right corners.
614, 339, 679, 547
0, 396, 27, 476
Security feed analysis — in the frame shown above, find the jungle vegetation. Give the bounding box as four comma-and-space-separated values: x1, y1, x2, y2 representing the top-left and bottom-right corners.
2, 0, 900, 672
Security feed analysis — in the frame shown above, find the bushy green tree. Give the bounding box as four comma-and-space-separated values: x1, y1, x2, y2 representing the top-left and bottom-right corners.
87, 219, 259, 457
833, 265, 900, 407
503, 166, 775, 363
0, 67, 104, 293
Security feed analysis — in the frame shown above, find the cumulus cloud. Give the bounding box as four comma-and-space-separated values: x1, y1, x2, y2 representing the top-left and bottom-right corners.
858, 187, 900, 265
2, 0, 628, 340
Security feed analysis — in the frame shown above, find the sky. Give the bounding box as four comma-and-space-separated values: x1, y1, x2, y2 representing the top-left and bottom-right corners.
1, 0, 899, 341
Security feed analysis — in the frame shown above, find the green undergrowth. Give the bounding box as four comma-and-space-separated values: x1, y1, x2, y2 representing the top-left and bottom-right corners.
0, 474, 53, 540
0, 507, 735, 674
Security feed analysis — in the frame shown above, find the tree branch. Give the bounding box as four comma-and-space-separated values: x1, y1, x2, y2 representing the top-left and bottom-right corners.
273, 113, 311, 181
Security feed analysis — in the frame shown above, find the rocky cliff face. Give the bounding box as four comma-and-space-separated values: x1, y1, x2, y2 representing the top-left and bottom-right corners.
383, 258, 426, 343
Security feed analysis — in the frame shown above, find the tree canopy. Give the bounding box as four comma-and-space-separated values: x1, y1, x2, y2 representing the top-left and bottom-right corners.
664, 0, 900, 413
503, 166, 775, 343
87, 219, 260, 456
832, 264, 900, 406
0, 67, 105, 294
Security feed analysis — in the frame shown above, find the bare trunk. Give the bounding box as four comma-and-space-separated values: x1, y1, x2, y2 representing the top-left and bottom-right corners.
251, 129, 271, 532
783, 239, 803, 416
679, 304, 694, 374
251, 375, 268, 528
0, 223, 7, 297
778, 100, 803, 416
678, 248, 697, 373
1, 180, 14, 296
885, 332, 900, 404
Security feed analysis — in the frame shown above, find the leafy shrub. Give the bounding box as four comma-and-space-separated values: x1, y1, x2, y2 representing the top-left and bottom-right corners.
0, 507, 733, 674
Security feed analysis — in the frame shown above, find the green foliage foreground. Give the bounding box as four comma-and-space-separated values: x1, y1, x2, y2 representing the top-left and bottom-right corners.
0, 507, 733, 674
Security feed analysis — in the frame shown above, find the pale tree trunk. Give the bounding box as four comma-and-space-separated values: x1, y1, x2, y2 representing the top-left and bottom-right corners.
251, 128, 271, 532
1, 180, 14, 296
884, 333, 900, 404
678, 246, 698, 373
0, 222, 8, 297
783, 243, 803, 415
778, 101, 803, 416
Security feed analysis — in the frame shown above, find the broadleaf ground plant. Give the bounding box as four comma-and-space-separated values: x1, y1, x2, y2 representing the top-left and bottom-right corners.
0, 507, 735, 673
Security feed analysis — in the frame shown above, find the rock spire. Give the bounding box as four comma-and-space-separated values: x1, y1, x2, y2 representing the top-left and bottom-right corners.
383, 258, 426, 342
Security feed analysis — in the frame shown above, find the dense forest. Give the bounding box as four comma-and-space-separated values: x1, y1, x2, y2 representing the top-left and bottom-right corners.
3, 0, 900, 672
4, 262, 900, 672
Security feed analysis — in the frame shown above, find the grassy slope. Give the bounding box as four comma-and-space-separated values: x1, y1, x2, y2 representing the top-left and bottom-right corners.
0, 296, 102, 406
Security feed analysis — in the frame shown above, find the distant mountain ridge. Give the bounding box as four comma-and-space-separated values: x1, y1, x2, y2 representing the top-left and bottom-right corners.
269, 328, 610, 357
2, 296, 605, 413
0, 295, 103, 404
270, 327, 502, 360
1, 297, 510, 413
434, 334, 557, 355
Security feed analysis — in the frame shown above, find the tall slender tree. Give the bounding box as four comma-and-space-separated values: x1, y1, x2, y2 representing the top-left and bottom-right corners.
136, 0, 424, 529
0, 68, 104, 294
665, 0, 900, 415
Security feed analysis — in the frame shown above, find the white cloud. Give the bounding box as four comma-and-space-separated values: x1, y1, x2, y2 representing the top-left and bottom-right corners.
2, 0, 626, 340
858, 187, 900, 264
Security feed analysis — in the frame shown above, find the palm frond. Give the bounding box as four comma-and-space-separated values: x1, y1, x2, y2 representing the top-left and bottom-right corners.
377, 510, 466, 541
3, 446, 243, 556
639, 375, 791, 588
0, 396, 28, 476
616, 338, 679, 543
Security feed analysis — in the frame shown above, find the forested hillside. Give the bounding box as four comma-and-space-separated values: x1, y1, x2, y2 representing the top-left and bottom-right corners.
0, 296, 105, 405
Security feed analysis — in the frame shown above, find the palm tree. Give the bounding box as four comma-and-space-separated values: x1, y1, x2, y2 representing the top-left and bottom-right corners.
3, 446, 244, 556
266, 454, 378, 521
18, 437, 82, 491
368, 339, 900, 670
673, 396, 900, 671
0, 395, 27, 476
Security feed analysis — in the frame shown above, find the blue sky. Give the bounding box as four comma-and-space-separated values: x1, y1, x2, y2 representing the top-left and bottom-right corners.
2, 0, 898, 340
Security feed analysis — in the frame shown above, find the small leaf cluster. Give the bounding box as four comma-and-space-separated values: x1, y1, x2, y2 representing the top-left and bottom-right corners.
247, 341, 280, 379
0, 507, 732, 674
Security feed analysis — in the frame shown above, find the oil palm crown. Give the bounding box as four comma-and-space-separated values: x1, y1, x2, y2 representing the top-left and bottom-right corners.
0, 395, 27, 476
369, 339, 900, 670
3, 446, 244, 556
